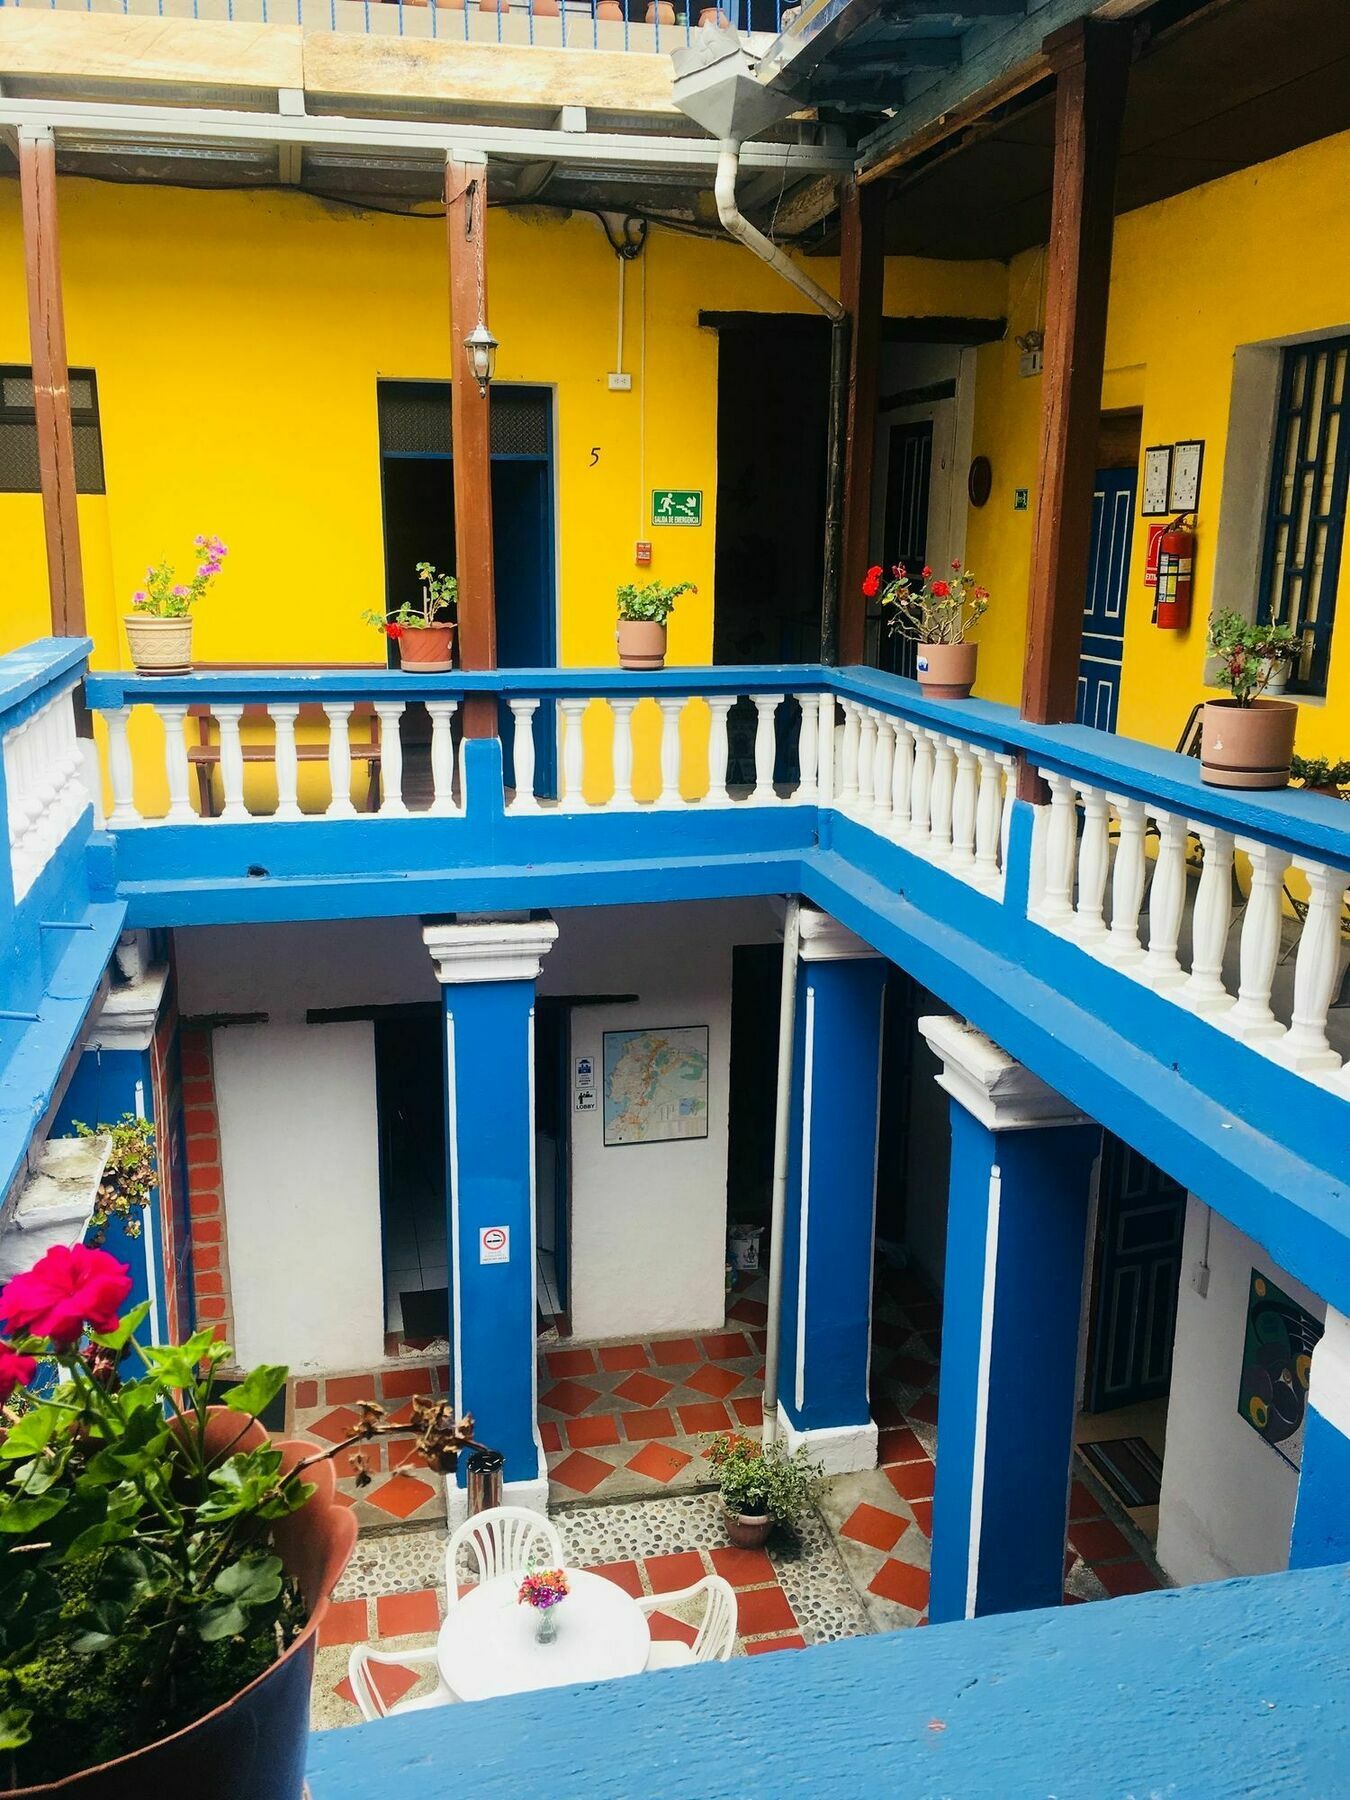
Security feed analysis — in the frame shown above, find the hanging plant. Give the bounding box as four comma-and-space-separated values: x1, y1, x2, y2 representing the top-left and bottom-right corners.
73, 1115, 157, 1242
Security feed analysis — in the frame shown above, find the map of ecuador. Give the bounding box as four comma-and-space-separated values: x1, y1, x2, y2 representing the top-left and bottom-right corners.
602, 1027, 709, 1146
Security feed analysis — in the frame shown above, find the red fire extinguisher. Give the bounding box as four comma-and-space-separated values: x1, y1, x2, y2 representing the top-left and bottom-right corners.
1154, 515, 1194, 629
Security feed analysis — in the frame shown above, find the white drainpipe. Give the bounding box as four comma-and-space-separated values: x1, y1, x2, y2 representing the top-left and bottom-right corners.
761, 893, 801, 1448
714, 141, 846, 324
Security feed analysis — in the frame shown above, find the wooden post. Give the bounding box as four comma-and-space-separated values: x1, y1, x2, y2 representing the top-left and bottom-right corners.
445, 157, 497, 739
19, 127, 85, 639
837, 179, 886, 668
1018, 19, 1130, 797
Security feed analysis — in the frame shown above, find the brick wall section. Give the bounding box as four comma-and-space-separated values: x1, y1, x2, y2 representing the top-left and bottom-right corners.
180, 1025, 236, 1357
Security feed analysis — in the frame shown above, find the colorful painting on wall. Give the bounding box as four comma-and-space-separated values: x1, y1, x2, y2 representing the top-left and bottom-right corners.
1237, 1269, 1324, 1471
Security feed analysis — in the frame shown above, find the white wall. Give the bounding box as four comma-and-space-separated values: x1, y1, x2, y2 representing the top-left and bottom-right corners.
901, 1000, 954, 1296
212, 1020, 385, 1373
1157, 1200, 1326, 1586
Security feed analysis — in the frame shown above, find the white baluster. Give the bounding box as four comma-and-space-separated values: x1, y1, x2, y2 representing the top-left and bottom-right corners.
427, 701, 459, 816
927, 733, 955, 857
159, 704, 196, 824
997, 753, 1017, 874
1071, 784, 1111, 947
325, 703, 356, 819
751, 695, 781, 805
659, 698, 685, 808
1181, 825, 1236, 1013
214, 706, 248, 822
1037, 772, 1077, 925
1105, 794, 1147, 965
104, 706, 139, 826
1224, 839, 1288, 1042
1280, 859, 1347, 1071
1141, 810, 1188, 988
705, 698, 733, 807
973, 748, 1003, 884
839, 701, 860, 808
856, 709, 876, 814
559, 699, 587, 812
374, 702, 406, 816
795, 695, 818, 805
889, 722, 914, 840
909, 726, 934, 844
871, 719, 895, 830
270, 704, 301, 821
507, 699, 540, 813
12, 719, 41, 837
948, 739, 978, 873
816, 695, 835, 808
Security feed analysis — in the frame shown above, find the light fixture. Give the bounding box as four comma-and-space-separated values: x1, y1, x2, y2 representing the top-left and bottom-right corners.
463, 321, 498, 396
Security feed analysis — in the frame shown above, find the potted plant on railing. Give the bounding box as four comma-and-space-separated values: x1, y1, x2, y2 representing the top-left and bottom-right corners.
1201, 610, 1300, 790
615, 579, 695, 672
703, 1431, 822, 1550
1290, 755, 1350, 799
124, 537, 227, 676
364, 562, 458, 673
0, 1243, 480, 1798
871, 559, 990, 699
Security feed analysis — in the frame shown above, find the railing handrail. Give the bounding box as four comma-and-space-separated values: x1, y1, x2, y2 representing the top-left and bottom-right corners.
0, 638, 91, 729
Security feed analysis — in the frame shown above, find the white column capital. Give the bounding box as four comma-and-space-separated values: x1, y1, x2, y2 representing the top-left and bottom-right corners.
422, 913, 558, 985
86, 962, 170, 1053
796, 905, 880, 964
918, 1014, 1090, 1132
1308, 1307, 1350, 1440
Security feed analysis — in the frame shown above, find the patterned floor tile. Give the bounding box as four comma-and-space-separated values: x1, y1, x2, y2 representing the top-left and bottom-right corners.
626, 1442, 693, 1484
684, 1364, 742, 1400
612, 1370, 673, 1408
551, 1450, 619, 1496
841, 1501, 910, 1553
540, 1378, 603, 1417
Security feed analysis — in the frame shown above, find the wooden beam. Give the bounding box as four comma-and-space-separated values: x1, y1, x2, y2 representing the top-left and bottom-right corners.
1018, 19, 1130, 795
19, 127, 84, 639
837, 178, 886, 667
445, 156, 497, 739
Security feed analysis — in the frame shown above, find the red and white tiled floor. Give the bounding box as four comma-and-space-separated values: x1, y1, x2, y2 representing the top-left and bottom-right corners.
288, 1363, 449, 1529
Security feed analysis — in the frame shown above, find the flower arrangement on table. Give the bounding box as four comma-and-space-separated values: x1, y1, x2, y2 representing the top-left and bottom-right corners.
518, 1568, 569, 1644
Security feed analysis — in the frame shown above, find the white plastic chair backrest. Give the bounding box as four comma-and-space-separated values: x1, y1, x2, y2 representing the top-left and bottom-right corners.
445, 1505, 565, 1603
690, 1575, 737, 1663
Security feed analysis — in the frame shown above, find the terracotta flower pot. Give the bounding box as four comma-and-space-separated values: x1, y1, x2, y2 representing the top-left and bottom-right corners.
646, 1, 675, 18
125, 614, 193, 676
396, 622, 456, 673
596, 0, 624, 17
1200, 697, 1297, 790
617, 619, 667, 671
699, 4, 731, 23
11, 1413, 356, 1800
723, 1505, 772, 1549
916, 639, 977, 700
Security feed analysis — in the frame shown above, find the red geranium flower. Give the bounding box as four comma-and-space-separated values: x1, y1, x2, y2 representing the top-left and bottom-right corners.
922, 565, 933, 578
0, 1348, 36, 1401
861, 565, 883, 599
385, 622, 404, 640
0, 1244, 132, 1348
930, 580, 951, 598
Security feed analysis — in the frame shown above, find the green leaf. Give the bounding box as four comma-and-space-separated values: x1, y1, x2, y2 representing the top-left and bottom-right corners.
0, 1563, 62, 1659
196, 1600, 246, 1643
86, 1301, 152, 1354
0, 1492, 66, 1534
196, 1448, 284, 1523
53, 1482, 141, 1558
213, 1553, 282, 1610
71, 1598, 128, 1654
221, 1364, 288, 1419
0, 1406, 62, 1462
0, 1708, 33, 1753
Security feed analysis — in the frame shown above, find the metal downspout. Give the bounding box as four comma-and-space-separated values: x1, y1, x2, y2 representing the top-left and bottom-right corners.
761, 894, 801, 1448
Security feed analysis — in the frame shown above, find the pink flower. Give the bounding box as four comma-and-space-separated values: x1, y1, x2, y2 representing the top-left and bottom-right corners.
0, 1244, 132, 1347
0, 1348, 36, 1401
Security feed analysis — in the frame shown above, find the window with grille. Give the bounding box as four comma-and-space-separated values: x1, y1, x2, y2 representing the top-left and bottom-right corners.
0, 366, 106, 495
1256, 334, 1350, 696
376, 380, 550, 459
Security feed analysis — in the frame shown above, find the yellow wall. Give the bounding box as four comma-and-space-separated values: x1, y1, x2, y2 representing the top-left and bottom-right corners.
964, 127, 1350, 761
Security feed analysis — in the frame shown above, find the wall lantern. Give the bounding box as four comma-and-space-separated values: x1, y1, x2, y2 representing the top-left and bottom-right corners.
463, 322, 498, 397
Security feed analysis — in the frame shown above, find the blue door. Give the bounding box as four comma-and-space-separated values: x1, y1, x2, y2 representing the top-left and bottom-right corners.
1086, 1134, 1187, 1411
1076, 468, 1135, 732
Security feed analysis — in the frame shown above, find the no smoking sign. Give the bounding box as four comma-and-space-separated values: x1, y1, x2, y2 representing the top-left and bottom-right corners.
479, 1225, 510, 1265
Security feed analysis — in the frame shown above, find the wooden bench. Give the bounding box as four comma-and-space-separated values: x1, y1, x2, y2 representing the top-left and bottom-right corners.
187, 700, 382, 818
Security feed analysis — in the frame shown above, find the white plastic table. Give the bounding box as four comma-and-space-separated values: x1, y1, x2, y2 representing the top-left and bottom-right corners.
436, 1568, 651, 1702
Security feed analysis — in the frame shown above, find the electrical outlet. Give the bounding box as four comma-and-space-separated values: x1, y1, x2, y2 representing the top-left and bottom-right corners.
1192, 1262, 1210, 1298
607, 372, 632, 392
1018, 348, 1043, 379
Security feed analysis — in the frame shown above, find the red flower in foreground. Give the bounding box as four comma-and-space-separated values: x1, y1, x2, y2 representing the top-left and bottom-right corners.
385, 621, 404, 640
0, 1348, 36, 1401
861, 565, 883, 599
930, 580, 951, 598
922, 565, 933, 578
0, 1244, 132, 1347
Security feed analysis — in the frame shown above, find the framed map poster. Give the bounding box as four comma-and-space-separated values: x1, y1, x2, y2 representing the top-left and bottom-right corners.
602, 1026, 709, 1148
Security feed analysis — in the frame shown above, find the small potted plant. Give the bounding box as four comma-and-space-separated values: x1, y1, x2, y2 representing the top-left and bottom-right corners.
0, 1242, 479, 1796
1201, 610, 1300, 790
124, 536, 227, 675
616, 579, 695, 671
1290, 755, 1350, 799
364, 562, 458, 673
518, 1568, 569, 1645
72, 1113, 155, 1247
871, 559, 989, 698
703, 1431, 822, 1550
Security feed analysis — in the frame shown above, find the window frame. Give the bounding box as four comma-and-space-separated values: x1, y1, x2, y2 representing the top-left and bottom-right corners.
0, 364, 106, 496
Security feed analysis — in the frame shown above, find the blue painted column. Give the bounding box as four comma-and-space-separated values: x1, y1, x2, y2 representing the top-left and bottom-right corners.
920, 1015, 1101, 1623
777, 906, 887, 1474
423, 914, 558, 1524
1290, 1309, 1350, 1568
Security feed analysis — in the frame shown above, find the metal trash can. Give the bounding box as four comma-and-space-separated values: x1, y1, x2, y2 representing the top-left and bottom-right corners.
466, 1447, 504, 1517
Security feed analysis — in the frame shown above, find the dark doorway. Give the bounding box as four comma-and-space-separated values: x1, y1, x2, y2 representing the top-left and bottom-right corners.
534, 998, 571, 1323
727, 944, 781, 1238
869, 418, 933, 677
373, 1005, 447, 1342
1085, 1134, 1187, 1411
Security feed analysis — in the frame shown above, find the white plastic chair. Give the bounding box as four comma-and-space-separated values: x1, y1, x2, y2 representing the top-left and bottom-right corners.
444, 1504, 565, 1606
637, 1575, 738, 1669
346, 1643, 457, 1722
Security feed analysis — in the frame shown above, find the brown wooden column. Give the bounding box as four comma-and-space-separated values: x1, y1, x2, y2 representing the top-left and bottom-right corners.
1018, 18, 1130, 795
837, 179, 886, 668
19, 128, 85, 639
445, 156, 497, 739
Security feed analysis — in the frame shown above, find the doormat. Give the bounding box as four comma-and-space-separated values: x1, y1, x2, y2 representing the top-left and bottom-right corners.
400, 1287, 449, 1341
1080, 1438, 1163, 1509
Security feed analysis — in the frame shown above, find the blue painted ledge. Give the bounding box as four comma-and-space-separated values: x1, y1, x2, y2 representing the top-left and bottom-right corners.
305, 1564, 1350, 1799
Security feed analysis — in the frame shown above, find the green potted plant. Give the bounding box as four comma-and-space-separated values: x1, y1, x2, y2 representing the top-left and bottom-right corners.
72, 1114, 156, 1248
125, 537, 227, 675
0, 1242, 477, 1797
364, 562, 458, 673
703, 1431, 822, 1550
871, 559, 990, 698
1290, 754, 1350, 799
1202, 610, 1300, 789
615, 579, 695, 672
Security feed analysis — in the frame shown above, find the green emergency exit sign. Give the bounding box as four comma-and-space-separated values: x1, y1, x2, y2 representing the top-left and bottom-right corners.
651, 489, 703, 526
